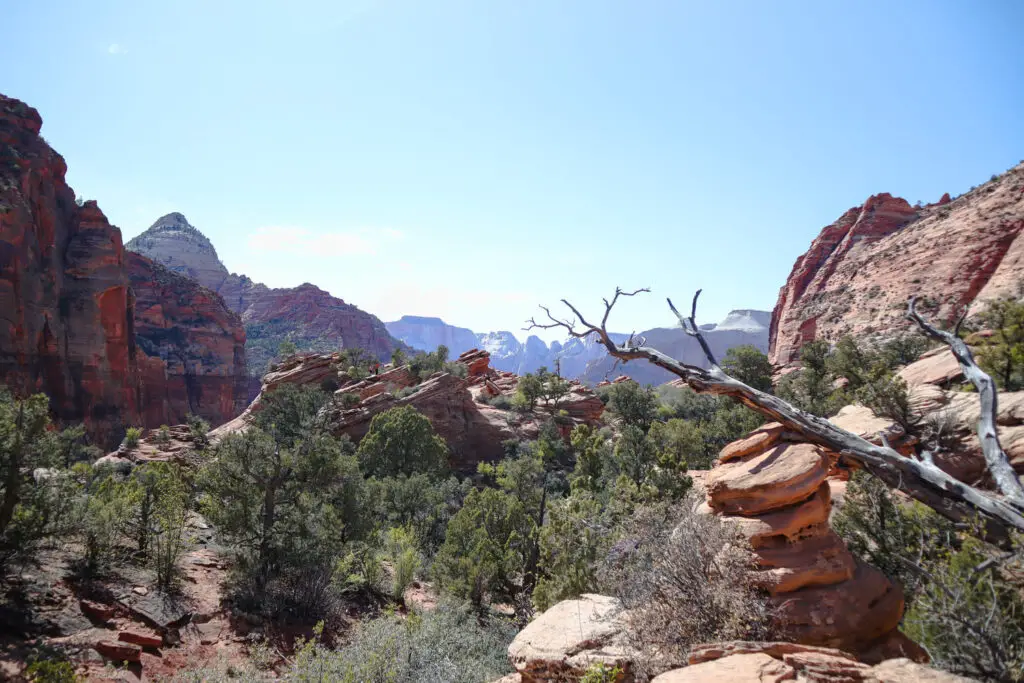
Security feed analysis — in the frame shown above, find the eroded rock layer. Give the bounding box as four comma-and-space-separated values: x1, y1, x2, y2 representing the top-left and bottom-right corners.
700, 427, 911, 655
0, 94, 143, 445
0, 93, 248, 445
770, 165, 1024, 365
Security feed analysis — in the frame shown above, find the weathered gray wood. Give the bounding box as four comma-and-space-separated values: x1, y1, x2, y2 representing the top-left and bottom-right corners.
906, 297, 1024, 507
527, 288, 1024, 542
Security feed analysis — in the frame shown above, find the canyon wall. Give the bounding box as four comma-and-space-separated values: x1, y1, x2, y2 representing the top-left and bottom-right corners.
770, 165, 1024, 365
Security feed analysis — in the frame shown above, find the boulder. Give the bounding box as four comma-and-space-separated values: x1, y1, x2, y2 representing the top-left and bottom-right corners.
507, 594, 637, 681
770, 560, 905, 651
898, 348, 963, 387
705, 443, 830, 515
870, 658, 974, 682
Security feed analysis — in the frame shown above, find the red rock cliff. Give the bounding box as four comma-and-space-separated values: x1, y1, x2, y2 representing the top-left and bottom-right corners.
127, 252, 248, 428
770, 164, 1024, 365
0, 94, 144, 445
0, 93, 248, 445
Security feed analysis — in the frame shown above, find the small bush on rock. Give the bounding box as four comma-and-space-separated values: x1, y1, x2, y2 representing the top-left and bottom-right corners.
122, 427, 142, 450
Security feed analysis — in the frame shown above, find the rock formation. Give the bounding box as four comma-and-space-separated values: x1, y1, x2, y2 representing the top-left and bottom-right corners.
506, 594, 637, 682
700, 426, 912, 658
0, 94, 145, 445
127, 214, 402, 390
212, 348, 606, 472
0, 93, 248, 445
770, 164, 1024, 365
651, 642, 970, 682
831, 346, 1024, 488
127, 253, 248, 428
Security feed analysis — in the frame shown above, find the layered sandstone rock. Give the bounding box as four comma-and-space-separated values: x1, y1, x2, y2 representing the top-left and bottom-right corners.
770, 165, 1024, 365
128, 253, 247, 428
0, 94, 143, 445
0, 94, 248, 445
832, 377, 1024, 488
655, 643, 969, 682
700, 430, 909, 655
212, 348, 606, 472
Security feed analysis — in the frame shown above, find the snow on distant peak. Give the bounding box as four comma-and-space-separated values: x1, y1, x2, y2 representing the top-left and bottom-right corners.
713, 310, 771, 333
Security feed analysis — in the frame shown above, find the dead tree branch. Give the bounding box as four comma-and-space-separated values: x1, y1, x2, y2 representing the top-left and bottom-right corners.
907, 297, 1024, 507
527, 288, 1024, 544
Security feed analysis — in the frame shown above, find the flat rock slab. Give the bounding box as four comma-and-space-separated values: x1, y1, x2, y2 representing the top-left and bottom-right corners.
94, 640, 142, 663
120, 592, 192, 631
652, 653, 795, 682
706, 443, 829, 515
718, 423, 785, 463
508, 594, 636, 680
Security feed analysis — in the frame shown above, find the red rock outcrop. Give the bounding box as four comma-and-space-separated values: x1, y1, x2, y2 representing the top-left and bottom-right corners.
0, 94, 144, 446
770, 165, 1024, 365
0, 94, 248, 445
699, 429, 913, 656
127, 252, 247, 427
213, 348, 606, 472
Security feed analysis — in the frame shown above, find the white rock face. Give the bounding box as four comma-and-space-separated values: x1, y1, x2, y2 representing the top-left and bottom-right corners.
126, 213, 229, 291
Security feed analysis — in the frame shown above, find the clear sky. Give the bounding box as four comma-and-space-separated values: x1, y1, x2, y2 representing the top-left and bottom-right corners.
3, 1, 1022, 341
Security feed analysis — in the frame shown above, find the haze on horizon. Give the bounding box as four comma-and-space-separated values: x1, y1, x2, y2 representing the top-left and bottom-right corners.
2, 0, 1022, 342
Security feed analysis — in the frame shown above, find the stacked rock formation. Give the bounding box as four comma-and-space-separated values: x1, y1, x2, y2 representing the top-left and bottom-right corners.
700, 424, 910, 657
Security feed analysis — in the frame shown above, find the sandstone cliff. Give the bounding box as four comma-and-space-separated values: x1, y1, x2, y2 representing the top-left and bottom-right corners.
127, 252, 248, 428
770, 164, 1024, 365
127, 214, 402, 389
0, 94, 248, 445
0, 94, 144, 446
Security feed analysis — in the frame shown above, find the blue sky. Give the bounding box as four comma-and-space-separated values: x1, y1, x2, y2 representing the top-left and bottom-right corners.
3, 1, 1022, 341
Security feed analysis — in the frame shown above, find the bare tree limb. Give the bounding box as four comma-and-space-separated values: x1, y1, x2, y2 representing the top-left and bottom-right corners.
907, 297, 1024, 508
527, 288, 1024, 544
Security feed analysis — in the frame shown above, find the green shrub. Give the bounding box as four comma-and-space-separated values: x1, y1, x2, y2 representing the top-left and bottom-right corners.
77, 464, 138, 575
25, 658, 80, 682
186, 414, 210, 449
356, 406, 449, 478
122, 426, 142, 450
282, 601, 515, 682
580, 662, 624, 683
0, 392, 81, 569
338, 392, 361, 409
381, 526, 421, 601
154, 424, 172, 449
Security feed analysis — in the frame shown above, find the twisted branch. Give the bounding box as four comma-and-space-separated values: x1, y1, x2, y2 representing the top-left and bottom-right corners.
527, 288, 1024, 543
